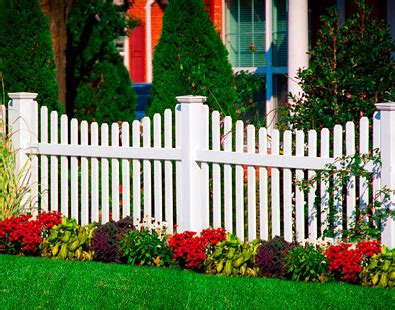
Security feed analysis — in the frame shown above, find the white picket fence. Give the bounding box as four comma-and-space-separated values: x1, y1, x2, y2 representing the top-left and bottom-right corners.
4, 93, 395, 247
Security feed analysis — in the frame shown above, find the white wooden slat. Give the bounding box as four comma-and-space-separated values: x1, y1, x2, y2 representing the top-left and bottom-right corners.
91, 122, 99, 222
70, 119, 79, 221
121, 122, 130, 219
223, 116, 233, 233
31, 100, 39, 214
175, 105, 182, 230
60, 115, 69, 217
212, 111, 221, 228
50, 111, 59, 212
320, 128, 330, 237
247, 125, 256, 241
283, 130, 293, 242
201, 105, 210, 229
142, 117, 152, 219
333, 124, 343, 239
258, 128, 268, 240
359, 117, 369, 221
308, 130, 318, 242
40, 107, 49, 211
295, 130, 305, 242
153, 114, 162, 222
80, 121, 89, 225
235, 120, 244, 240
372, 112, 381, 227
164, 110, 173, 232
111, 123, 120, 221
271, 129, 280, 238
101, 124, 110, 224
345, 121, 356, 230
132, 120, 141, 223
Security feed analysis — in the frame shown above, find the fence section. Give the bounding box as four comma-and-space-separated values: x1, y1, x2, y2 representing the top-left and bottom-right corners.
4, 93, 395, 247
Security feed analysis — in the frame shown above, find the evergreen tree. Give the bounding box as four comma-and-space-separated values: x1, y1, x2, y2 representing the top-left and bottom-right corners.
282, 0, 395, 131
0, 0, 62, 112
67, 0, 137, 124
148, 0, 237, 117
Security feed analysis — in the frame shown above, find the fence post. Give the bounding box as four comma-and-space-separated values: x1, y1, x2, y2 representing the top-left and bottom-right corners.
7, 92, 39, 211
176, 95, 206, 233
375, 102, 395, 248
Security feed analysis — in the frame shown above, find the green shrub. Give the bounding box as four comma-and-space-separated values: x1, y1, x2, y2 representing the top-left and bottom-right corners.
67, 0, 137, 124
281, 0, 394, 131
40, 217, 97, 261
120, 228, 172, 267
285, 243, 329, 282
361, 246, 395, 289
0, 0, 62, 112
205, 233, 260, 277
148, 0, 237, 118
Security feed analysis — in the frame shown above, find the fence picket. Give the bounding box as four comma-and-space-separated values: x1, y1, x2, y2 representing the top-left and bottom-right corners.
164, 110, 173, 231
153, 114, 163, 222
271, 129, 280, 238
40, 107, 49, 211
142, 117, 151, 220
359, 117, 369, 223
60, 115, 69, 217
201, 105, 210, 229
70, 119, 79, 221
333, 125, 343, 239
224, 116, 233, 233
91, 122, 99, 222
121, 122, 130, 219
320, 128, 330, 236
81, 121, 89, 225
295, 130, 305, 242
175, 106, 182, 228
247, 125, 256, 241
111, 123, 120, 221
212, 111, 221, 228
308, 130, 317, 242
50, 111, 59, 212
259, 128, 268, 240
235, 120, 244, 240
372, 112, 381, 228
345, 122, 356, 230
101, 124, 110, 224
132, 120, 141, 223
283, 130, 293, 242
31, 100, 39, 214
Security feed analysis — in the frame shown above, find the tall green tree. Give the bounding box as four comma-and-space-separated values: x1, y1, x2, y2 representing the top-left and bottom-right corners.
0, 0, 62, 112
282, 0, 394, 131
67, 0, 137, 124
148, 0, 237, 117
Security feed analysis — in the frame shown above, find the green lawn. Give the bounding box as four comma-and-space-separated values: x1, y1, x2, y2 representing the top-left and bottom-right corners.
0, 255, 393, 309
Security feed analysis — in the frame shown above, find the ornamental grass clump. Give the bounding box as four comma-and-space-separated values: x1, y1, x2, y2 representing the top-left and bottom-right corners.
91, 216, 134, 263
255, 236, 298, 278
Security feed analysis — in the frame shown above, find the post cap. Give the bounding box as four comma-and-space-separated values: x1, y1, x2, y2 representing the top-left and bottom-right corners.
8, 92, 38, 100
176, 95, 207, 104
375, 102, 395, 111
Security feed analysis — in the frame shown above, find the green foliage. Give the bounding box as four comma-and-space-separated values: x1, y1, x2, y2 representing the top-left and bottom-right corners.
361, 246, 395, 289
285, 243, 329, 282
233, 71, 265, 126
205, 233, 260, 276
120, 228, 173, 267
67, 0, 137, 124
148, 0, 238, 117
0, 0, 62, 112
281, 0, 395, 131
297, 150, 394, 241
40, 217, 97, 261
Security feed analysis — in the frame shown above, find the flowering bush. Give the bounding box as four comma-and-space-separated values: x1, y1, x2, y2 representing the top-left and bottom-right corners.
0, 211, 62, 255
325, 240, 381, 283
168, 228, 226, 271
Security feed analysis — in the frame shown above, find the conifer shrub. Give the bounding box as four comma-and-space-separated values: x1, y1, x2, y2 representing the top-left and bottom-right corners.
0, 0, 62, 112
148, 0, 238, 118
281, 0, 395, 131
67, 0, 137, 124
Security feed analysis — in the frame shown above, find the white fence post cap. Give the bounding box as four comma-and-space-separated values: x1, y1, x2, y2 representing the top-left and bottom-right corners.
375, 102, 395, 111
176, 95, 207, 104
8, 92, 38, 100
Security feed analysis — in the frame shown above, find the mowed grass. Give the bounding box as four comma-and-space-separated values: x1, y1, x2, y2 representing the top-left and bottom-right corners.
0, 255, 393, 309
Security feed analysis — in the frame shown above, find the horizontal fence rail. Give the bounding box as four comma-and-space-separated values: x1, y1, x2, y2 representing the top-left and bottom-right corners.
3, 93, 395, 247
